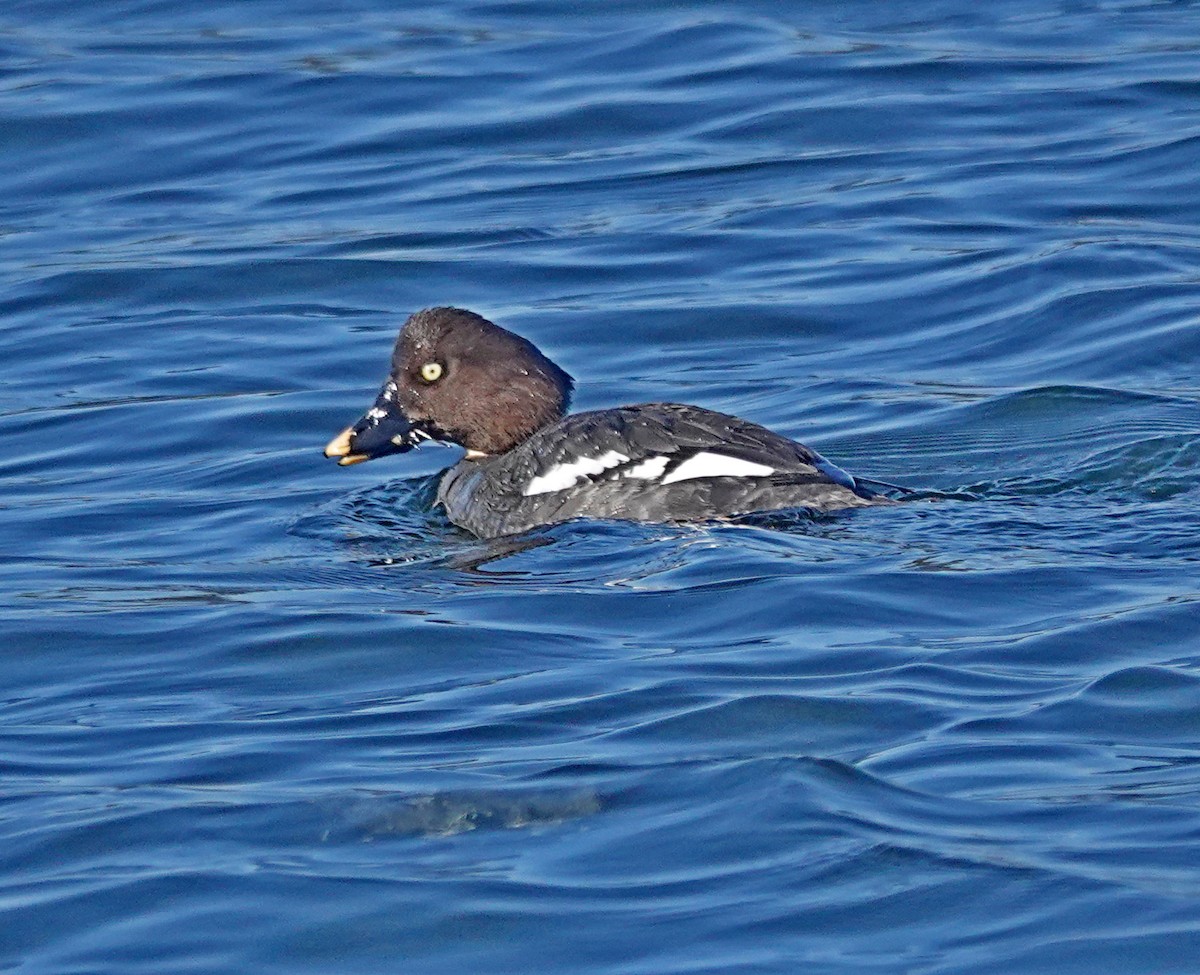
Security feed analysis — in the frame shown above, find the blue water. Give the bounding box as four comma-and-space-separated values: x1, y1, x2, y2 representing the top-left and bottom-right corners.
3, 1, 1200, 971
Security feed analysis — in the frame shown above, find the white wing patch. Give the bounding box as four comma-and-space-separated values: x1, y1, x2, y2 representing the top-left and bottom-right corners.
660, 451, 775, 485
523, 449, 777, 496
625, 456, 670, 480
523, 450, 630, 496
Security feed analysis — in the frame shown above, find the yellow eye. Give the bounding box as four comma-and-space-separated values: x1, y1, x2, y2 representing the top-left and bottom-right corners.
420, 362, 443, 383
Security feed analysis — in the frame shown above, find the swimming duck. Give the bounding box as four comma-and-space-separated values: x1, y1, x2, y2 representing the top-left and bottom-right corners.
324, 307, 885, 538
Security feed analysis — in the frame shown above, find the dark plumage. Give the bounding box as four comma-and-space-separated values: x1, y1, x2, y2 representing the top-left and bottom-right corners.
325, 307, 887, 538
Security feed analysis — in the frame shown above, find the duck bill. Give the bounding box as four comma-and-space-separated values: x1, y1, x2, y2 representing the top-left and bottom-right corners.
323, 382, 432, 466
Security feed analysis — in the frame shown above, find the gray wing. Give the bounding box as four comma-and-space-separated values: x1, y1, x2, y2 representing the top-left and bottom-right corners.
531, 403, 860, 488
438, 403, 875, 538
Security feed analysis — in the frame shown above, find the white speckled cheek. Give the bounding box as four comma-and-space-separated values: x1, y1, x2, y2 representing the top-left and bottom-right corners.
660, 452, 775, 485
523, 450, 630, 496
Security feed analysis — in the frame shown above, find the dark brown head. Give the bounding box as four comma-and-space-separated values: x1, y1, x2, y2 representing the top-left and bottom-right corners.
324, 307, 573, 465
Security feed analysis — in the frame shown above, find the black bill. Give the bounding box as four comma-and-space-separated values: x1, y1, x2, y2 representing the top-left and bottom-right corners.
323, 381, 432, 466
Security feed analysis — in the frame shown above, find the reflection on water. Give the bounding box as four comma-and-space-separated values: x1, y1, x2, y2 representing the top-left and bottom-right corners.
353, 789, 604, 839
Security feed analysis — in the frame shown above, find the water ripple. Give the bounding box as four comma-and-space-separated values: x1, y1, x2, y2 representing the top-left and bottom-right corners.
3, 2, 1200, 972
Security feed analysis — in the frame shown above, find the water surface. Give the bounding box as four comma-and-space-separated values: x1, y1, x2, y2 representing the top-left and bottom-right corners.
2, 2, 1200, 972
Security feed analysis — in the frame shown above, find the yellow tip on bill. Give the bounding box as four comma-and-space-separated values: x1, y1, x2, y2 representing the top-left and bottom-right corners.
324, 426, 354, 459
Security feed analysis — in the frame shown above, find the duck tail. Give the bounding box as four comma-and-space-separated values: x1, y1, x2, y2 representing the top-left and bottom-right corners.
854, 475, 920, 497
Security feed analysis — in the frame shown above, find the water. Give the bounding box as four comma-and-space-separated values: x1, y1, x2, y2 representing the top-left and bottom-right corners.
3, 1, 1200, 971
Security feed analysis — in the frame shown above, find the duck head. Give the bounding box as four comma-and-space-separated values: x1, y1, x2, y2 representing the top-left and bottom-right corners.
324, 307, 573, 464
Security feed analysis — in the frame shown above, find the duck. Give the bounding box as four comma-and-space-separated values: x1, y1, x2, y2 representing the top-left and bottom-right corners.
324, 307, 888, 538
